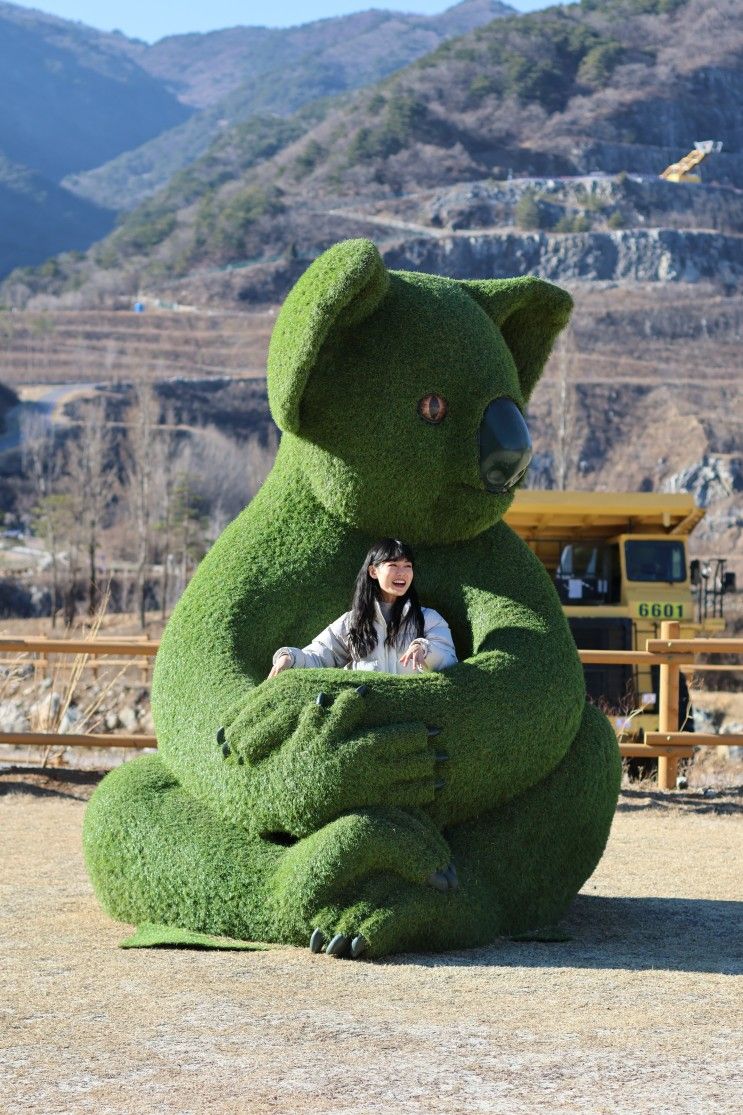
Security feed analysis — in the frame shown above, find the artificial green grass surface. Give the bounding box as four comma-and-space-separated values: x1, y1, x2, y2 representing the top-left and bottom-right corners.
120, 924, 276, 950
84, 239, 621, 958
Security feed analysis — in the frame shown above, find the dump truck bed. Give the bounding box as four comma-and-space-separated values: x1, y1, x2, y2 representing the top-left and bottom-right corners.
505, 491, 705, 541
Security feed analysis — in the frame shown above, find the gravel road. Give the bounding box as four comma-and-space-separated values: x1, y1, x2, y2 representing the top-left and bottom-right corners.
1, 770, 741, 1115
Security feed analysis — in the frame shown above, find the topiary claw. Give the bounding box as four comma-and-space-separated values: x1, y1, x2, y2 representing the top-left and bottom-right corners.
427, 726, 441, 737
435, 752, 449, 762
351, 935, 368, 958
326, 933, 351, 957
221, 742, 231, 758
444, 862, 459, 890
216, 727, 226, 745
435, 778, 446, 791
316, 692, 333, 708
427, 870, 449, 892
355, 684, 369, 697
309, 928, 326, 953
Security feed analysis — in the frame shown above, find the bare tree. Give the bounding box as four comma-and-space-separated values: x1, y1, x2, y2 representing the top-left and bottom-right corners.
65, 398, 112, 615
170, 471, 208, 600
148, 420, 186, 619
552, 324, 577, 491
124, 379, 159, 629
21, 410, 63, 626
188, 426, 256, 537
60, 492, 84, 627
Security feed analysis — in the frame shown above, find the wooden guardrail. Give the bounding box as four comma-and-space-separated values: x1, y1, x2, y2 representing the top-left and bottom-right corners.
0, 622, 741, 790
0, 634, 157, 684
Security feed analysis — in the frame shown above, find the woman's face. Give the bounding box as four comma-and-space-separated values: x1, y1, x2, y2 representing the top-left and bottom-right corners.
368, 557, 414, 602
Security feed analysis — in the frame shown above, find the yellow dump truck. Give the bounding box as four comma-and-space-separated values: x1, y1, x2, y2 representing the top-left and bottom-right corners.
504, 491, 734, 739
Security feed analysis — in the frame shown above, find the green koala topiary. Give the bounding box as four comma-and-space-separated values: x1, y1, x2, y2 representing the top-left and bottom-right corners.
84, 239, 620, 959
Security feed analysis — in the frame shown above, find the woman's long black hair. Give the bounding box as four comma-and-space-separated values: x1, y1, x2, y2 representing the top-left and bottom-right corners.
347, 539, 425, 661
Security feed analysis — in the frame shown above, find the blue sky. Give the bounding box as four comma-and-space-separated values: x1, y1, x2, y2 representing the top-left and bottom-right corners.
14, 1, 561, 43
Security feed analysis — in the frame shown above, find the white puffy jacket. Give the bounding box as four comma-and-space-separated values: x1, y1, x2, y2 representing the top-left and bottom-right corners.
273, 599, 457, 676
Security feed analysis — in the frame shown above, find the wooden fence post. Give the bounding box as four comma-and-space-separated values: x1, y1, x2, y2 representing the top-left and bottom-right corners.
657, 620, 681, 790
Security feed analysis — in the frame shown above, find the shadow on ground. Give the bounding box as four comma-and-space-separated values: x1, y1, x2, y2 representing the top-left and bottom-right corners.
0, 765, 103, 801
394, 893, 743, 976
617, 786, 743, 816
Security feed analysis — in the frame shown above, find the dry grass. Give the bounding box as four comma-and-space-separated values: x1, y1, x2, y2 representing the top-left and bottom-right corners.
0, 609, 160, 768
0, 308, 273, 387
0, 767, 741, 1115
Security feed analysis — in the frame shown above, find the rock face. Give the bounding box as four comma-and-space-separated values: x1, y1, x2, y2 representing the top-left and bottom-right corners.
0, 700, 30, 733
384, 229, 743, 286
663, 454, 743, 508
417, 176, 743, 236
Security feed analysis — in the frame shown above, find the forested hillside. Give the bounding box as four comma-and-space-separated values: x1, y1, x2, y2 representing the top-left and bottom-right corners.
0, 2, 189, 180
0, 1, 190, 274
0, 0, 511, 275
6, 0, 739, 307
62, 0, 513, 211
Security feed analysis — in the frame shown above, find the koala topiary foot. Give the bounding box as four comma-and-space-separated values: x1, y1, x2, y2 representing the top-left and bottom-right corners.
83, 753, 285, 940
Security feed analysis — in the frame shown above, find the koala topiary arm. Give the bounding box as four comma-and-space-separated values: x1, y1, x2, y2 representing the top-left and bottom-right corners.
150, 463, 440, 833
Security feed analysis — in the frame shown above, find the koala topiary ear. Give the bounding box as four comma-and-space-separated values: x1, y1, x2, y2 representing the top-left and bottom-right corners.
461, 276, 573, 403
267, 238, 390, 433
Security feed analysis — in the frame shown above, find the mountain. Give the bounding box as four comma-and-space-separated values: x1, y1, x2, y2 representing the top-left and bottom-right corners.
0, 2, 190, 180
9, 0, 740, 306
62, 0, 514, 211
0, 155, 115, 276
126, 0, 515, 111
0, 0, 512, 277
0, 1, 190, 279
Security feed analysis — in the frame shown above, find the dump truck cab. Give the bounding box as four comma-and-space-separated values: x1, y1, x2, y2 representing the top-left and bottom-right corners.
504, 491, 731, 739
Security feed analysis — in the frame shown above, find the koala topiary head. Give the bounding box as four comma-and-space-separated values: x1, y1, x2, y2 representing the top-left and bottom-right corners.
268, 239, 572, 545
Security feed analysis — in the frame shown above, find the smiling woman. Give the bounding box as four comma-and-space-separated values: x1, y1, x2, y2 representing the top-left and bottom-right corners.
269, 537, 458, 679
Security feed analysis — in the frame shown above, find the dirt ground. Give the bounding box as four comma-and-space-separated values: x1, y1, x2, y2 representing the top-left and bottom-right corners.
1, 768, 741, 1115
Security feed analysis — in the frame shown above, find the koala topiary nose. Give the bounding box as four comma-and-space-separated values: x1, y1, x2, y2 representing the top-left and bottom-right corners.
479, 398, 533, 493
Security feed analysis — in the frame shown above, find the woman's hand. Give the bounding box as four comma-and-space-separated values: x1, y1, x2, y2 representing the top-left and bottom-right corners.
399, 642, 426, 670
267, 653, 293, 679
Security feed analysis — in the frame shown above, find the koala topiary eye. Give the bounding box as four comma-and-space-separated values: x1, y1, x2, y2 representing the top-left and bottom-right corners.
418, 394, 448, 424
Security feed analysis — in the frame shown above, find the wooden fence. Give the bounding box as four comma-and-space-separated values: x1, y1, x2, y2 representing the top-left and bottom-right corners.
0, 621, 740, 790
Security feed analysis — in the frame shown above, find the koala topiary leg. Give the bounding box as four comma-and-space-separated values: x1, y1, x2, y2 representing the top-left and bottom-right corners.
311, 702, 620, 958
270, 807, 457, 948
449, 700, 622, 938
84, 758, 460, 950
83, 753, 283, 940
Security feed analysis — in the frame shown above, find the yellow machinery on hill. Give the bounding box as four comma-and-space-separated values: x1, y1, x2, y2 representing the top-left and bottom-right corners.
660, 140, 722, 183
504, 491, 735, 739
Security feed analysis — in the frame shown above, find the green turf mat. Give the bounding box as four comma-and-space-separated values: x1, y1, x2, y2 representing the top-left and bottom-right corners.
120, 923, 277, 950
